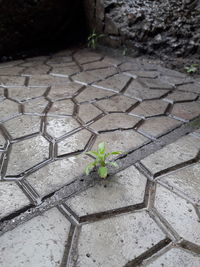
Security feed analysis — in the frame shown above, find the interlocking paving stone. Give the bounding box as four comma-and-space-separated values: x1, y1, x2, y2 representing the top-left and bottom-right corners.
0, 87, 4, 99
3, 115, 41, 139
0, 208, 70, 267
6, 135, 49, 176
75, 211, 166, 267
23, 64, 50, 75
157, 163, 200, 204
130, 100, 168, 117
73, 67, 117, 85
74, 50, 102, 64
0, 99, 19, 122
48, 83, 82, 100
163, 91, 197, 103
48, 99, 74, 116
0, 66, 24, 75
119, 61, 143, 72
96, 95, 136, 112
90, 113, 141, 132
146, 248, 200, 267
124, 70, 159, 79
93, 73, 131, 92
26, 155, 91, 197
24, 98, 49, 115
0, 181, 30, 219
46, 56, 73, 66
82, 59, 114, 71
57, 129, 92, 156
28, 75, 70, 86
8, 86, 48, 101
159, 75, 192, 86
155, 185, 200, 245
92, 130, 149, 153
51, 63, 81, 76
138, 116, 181, 138
78, 103, 102, 123
177, 83, 200, 94
65, 166, 147, 216
46, 116, 80, 139
0, 76, 26, 87
171, 102, 200, 121
141, 135, 200, 175
124, 80, 169, 100
75, 86, 114, 103
140, 77, 174, 89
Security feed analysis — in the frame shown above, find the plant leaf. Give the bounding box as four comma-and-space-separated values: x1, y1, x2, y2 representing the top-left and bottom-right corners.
98, 142, 105, 154
85, 151, 99, 158
105, 151, 123, 158
85, 162, 95, 175
98, 166, 108, 179
108, 161, 118, 168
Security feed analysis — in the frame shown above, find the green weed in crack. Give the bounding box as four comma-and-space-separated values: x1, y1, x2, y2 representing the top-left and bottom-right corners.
85, 142, 124, 179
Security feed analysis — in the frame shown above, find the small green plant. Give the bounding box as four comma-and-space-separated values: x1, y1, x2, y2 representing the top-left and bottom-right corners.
85, 142, 124, 179
87, 30, 104, 49
184, 64, 198, 74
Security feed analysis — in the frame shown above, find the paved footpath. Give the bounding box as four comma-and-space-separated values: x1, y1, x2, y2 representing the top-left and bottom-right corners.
0, 48, 200, 266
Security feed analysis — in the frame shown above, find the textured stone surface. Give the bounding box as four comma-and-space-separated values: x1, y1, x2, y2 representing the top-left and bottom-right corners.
26, 155, 91, 197
130, 100, 168, 117
139, 116, 181, 138
48, 83, 82, 100
8, 86, 48, 101
0, 182, 30, 219
163, 91, 198, 103
141, 135, 200, 175
0, 208, 70, 267
91, 113, 141, 132
58, 129, 92, 156
158, 163, 200, 204
24, 98, 48, 115
48, 99, 74, 116
96, 95, 136, 112
155, 185, 200, 245
75, 211, 166, 267
66, 166, 147, 216
92, 130, 149, 153
6, 136, 49, 176
78, 103, 102, 123
3, 115, 41, 139
46, 117, 80, 139
171, 102, 200, 121
0, 99, 19, 122
147, 248, 200, 267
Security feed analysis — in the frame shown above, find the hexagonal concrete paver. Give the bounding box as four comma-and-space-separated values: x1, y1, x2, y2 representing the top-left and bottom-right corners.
0, 208, 70, 267
92, 130, 149, 153
48, 83, 82, 100
73, 67, 117, 85
177, 83, 200, 94
46, 116, 80, 139
0, 99, 19, 122
171, 102, 200, 121
26, 155, 91, 197
23, 98, 49, 115
163, 91, 197, 103
65, 165, 147, 216
146, 248, 200, 267
138, 116, 181, 138
157, 163, 200, 204
78, 103, 102, 123
75, 211, 166, 267
8, 86, 48, 101
0, 131, 6, 149
140, 77, 174, 90
28, 75, 70, 87
141, 135, 200, 176
48, 99, 74, 116
57, 129, 92, 156
3, 115, 41, 139
155, 184, 200, 246
0, 76, 25, 87
6, 135, 49, 176
23, 64, 50, 75
46, 56, 73, 66
75, 86, 114, 103
0, 181, 30, 219
130, 100, 168, 117
74, 50, 102, 64
93, 74, 131, 92
124, 80, 169, 100
90, 113, 141, 132
51, 63, 80, 76
96, 95, 137, 112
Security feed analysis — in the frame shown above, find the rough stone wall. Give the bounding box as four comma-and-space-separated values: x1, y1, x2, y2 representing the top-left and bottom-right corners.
84, 0, 200, 57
